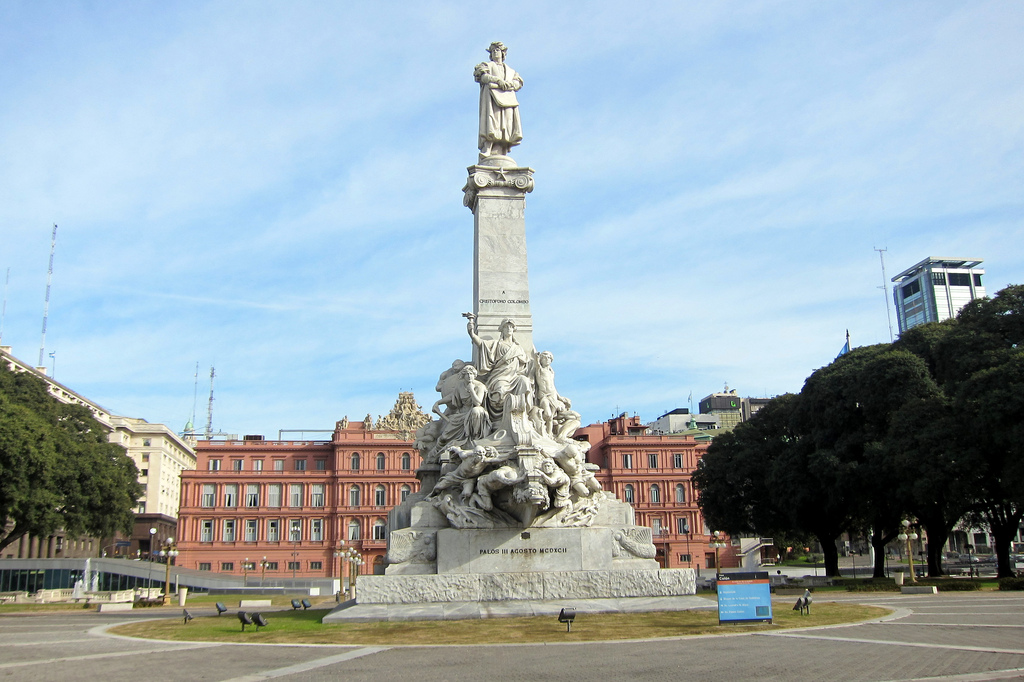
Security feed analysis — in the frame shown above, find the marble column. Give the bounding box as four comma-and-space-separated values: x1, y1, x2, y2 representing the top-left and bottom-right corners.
463, 160, 536, 352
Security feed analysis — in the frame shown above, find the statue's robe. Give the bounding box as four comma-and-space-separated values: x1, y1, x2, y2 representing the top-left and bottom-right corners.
477, 61, 523, 154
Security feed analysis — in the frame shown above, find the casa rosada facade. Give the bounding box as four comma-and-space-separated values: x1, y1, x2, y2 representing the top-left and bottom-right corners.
176, 420, 420, 579
576, 413, 737, 573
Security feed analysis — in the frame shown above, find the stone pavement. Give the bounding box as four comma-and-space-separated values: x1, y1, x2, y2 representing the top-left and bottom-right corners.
1, 593, 1023, 681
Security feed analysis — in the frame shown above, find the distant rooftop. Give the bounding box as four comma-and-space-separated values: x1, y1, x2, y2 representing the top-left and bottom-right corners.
892, 257, 984, 283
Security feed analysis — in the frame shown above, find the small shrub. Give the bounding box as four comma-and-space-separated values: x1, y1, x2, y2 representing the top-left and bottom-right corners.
838, 578, 900, 592
917, 579, 979, 591
998, 577, 1024, 591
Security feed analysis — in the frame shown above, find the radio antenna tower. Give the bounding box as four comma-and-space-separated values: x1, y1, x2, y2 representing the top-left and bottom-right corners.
874, 247, 895, 342
38, 225, 57, 366
205, 366, 216, 439
0, 267, 9, 344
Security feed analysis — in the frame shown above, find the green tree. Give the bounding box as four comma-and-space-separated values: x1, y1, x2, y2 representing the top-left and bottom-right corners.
0, 363, 142, 553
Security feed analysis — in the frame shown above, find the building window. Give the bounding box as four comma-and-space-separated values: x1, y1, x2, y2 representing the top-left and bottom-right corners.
931, 272, 947, 285
245, 484, 259, 507
373, 519, 387, 540
401, 453, 411, 470
289, 519, 302, 542
311, 484, 325, 507
198, 562, 211, 571
289, 484, 303, 507
349, 485, 361, 507
142, 453, 149, 462
223, 519, 236, 542
201, 484, 215, 508
268, 483, 282, 507
287, 561, 300, 572
224, 484, 238, 508
651, 518, 662, 535
375, 485, 386, 507
679, 554, 691, 563
268, 519, 280, 542
209, 460, 221, 471
677, 516, 690, 534
949, 272, 971, 287
351, 453, 360, 470
273, 459, 284, 471
902, 279, 921, 299
221, 562, 234, 571
311, 519, 323, 541
673, 453, 683, 468
244, 519, 258, 542
648, 453, 658, 469
348, 520, 361, 540
232, 459, 243, 471
295, 459, 307, 471
252, 459, 263, 471
310, 561, 323, 570
706, 553, 716, 569
651, 484, 661, 504
675, 484, 686, 504
974, 273, 983, 286
624, 484, 634, 504
140, 469, 148, 477
622, 453, 633, 469
400, 484, 411, 502
376, 452, 386, 470
315, 459, 326, 471
200, 520, 213, 542
265, 561, 278, 571
143, 438, 152, 446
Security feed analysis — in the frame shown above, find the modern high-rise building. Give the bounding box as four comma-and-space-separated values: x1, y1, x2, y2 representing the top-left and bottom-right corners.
891, 257, 986, 333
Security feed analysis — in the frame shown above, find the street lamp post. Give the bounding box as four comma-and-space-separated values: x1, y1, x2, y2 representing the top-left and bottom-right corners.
710, 531, 729, 583
147, 527, 156, 597
260, 557, 268, 588
898, 520, 919, 583
243, 557, 250, 588
335, 541, 361, 600
155, 537, 179, 605
291, 532, 300, 579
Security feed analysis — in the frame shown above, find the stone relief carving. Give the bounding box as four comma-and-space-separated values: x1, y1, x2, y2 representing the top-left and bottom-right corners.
412, 313, 606, 530
375, 391, 431, 440
475, 41, 523, 161
612, 528, 658, 560
387, 531, 437, 565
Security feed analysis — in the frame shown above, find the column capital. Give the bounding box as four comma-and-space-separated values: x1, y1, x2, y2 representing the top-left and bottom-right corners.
463, 164, 535, 212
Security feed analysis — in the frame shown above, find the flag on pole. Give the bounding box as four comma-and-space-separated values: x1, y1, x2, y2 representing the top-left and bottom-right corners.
836, 329, 851, 359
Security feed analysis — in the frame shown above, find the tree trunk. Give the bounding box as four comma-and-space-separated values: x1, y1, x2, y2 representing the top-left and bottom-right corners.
987, 506, 1024, 579
870, 528, 888, 578
818, 533, 841, 577
920, 519, 955, 577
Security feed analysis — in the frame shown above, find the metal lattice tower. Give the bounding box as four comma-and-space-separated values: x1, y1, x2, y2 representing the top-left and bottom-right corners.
38, 225, 57, 367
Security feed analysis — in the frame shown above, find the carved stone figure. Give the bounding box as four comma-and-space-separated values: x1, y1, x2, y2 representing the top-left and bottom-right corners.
429, 446, 510, 501
471, 465, 523, 511
537, 458, 571, 510
475, 42, 523, 160
467, 317, 532, 422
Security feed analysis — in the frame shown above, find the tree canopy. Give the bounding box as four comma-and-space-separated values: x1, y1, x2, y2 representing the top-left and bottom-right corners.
694, 284, 1024, 578
0, 362, 142, 553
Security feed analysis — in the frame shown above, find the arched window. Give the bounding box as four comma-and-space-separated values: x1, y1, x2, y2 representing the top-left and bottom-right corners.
374, 485, 386, 506
400, 484, 411, 502
376, 452, 386, 470
650, 484, 661, 504
401, 452, 411, 470
350, 453, 360, 471
624, 484, 634, 504
675, 484, 686, 504
373, 519, 387, 540
349, 485, 361, 507
348, 519, 361, 540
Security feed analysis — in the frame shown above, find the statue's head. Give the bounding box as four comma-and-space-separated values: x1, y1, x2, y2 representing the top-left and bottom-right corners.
460, 365, 478, 380
487, 42, 507, 59
451, 359, 467, 371
499, 318, 517, 337
538, 351, 553, 366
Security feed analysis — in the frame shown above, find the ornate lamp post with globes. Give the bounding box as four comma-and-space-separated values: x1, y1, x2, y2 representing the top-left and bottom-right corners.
335, 540, 362, 600
710, 531, 729, 583
155, 537, 178, 605
898, 520, 919, 583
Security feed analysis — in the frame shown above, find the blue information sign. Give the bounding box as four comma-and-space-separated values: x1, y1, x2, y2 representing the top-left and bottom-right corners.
716, 571, 773, 624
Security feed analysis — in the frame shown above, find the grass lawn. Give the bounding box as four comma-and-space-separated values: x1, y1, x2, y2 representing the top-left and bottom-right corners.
108, 601, 889, 645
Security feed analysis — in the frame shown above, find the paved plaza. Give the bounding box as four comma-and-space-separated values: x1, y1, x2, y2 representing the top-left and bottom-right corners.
1, 593, 1023, 681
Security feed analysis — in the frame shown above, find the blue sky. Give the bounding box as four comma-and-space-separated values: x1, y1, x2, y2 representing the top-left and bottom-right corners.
1, 2, 1021, 437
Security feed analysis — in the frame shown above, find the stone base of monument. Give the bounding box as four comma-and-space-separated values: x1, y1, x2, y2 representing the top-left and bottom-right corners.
354, 566, 695, 605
